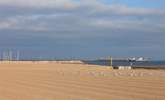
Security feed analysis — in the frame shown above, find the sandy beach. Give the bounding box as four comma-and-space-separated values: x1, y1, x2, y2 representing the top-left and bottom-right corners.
0, 61, 165, 100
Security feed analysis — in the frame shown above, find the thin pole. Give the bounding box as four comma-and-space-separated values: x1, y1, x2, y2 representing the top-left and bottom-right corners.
9, 50, 12, 61
2, 51, 4, 60
111, 56, 113, 66
110, 56, 113, 67
16, 50, 20, 61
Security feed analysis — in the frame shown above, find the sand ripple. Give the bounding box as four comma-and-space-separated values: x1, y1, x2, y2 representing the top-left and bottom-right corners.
0, 62, 165, 100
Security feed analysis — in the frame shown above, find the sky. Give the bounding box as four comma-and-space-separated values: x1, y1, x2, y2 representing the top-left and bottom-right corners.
0, 0, 165, 60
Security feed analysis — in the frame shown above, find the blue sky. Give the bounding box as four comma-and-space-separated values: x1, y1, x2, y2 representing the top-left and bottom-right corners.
0, 0, 165, 60
102, 0, 165, 8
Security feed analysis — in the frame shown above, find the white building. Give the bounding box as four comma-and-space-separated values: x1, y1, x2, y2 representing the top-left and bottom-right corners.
118, 66, 132, 70
136, 57, 145, 61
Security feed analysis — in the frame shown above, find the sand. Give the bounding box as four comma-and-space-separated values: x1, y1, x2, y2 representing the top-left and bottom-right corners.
0, 61, 165, 100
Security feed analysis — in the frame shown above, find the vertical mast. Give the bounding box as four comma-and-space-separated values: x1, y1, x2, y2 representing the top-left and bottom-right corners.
16, 50, 20, 61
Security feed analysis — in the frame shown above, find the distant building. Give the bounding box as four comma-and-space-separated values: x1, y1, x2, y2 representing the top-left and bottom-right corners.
118, 66, 132, 70
113, 66, 132, 70
136, 57, 145, 61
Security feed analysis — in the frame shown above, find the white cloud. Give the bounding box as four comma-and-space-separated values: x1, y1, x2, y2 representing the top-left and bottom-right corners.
0, 0, 78, 9
0, 0, 164, 34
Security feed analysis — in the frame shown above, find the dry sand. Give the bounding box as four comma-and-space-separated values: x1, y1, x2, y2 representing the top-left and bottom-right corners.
0, 61, 165, 100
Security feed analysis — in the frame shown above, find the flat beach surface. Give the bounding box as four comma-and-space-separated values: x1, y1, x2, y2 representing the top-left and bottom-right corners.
0, 61, 165, 100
